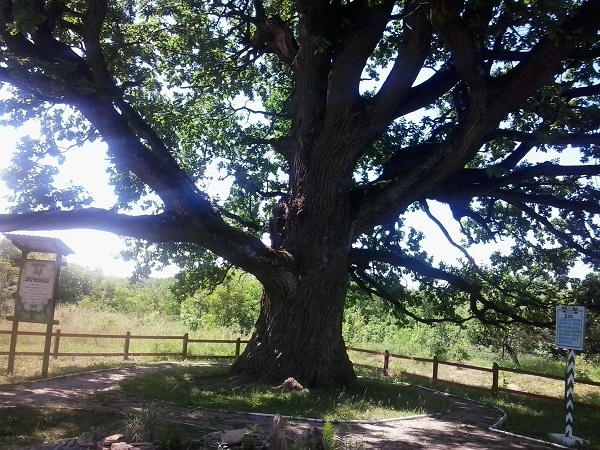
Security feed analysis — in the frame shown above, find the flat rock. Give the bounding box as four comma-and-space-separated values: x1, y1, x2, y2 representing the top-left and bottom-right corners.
102, 434, 125, 445
110, 442, 130, 450
222, 428, 247, 445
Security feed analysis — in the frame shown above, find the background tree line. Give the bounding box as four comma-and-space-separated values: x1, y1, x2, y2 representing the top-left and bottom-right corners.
1, 237, 598, 365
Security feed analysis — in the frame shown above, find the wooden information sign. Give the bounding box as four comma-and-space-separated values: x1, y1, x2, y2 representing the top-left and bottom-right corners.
3, 234, 73, 377
15, 259, 58, 323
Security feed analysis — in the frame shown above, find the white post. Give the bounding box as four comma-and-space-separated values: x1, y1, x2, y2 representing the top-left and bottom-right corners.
564, 349, 575, 438
549, 349, 588, 446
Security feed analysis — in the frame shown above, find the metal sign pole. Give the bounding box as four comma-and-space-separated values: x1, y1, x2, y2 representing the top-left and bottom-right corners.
550, 306, 588, 447
564, 349, 575, 439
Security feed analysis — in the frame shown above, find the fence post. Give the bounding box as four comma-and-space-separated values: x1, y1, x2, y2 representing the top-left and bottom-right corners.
383, 350, 390, 376
182, 333, 189, 359
124, 331, 131, 361
7, 318, 19, 374
235, 337, 241, 358
41, 322, 54, 378
53, 328, 61, 359
492, 362, 499, 395
432, 355, 439, 383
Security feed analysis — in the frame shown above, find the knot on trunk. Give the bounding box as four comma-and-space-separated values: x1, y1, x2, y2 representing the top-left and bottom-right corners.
252, 14, 298, 65
269, 196, 289, 248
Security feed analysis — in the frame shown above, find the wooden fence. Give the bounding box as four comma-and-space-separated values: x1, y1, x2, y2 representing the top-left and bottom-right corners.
347, 346, 600, 410
0, 328, 249, 360
2, 328, 600, 410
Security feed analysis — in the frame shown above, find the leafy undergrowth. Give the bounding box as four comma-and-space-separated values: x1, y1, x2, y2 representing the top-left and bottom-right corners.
0, 404, 210, 450
118, 365, 452, 421
0, 406, 119, 450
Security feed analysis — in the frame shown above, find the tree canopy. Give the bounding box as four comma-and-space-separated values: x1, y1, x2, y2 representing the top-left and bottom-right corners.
0, 0, 599, 387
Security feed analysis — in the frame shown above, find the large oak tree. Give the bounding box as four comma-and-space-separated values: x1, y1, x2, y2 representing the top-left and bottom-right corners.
0, 0, 599, 388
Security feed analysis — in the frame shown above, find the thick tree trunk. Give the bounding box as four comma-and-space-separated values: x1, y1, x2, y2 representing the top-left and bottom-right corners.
231, 120, 359, 389
231, 249, 357, 389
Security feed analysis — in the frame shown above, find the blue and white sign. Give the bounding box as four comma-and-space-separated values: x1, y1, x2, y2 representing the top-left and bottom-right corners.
555, 306, 587, 351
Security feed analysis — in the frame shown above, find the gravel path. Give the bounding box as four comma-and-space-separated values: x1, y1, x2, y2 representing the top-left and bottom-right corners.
0, 363, 564, 449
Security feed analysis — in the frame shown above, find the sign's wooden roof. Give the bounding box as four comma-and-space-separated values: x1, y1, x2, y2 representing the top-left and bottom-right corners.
4, 233, 74, 256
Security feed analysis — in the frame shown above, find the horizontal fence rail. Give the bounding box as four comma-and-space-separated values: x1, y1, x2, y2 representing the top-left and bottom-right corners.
346, 347, 600, 410
0, 329, 249, 361
2, 329, 600, 410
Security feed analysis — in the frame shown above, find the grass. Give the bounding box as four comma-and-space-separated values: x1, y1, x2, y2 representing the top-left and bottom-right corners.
0, 405, 120, 450
117, 364, 600, 448
118, 365, 451, 421
2, 306, 600, 448
0, 304, 246, 384
0, 404, 209, 450
348, 344, 600, 405
398, 375, 600, 450
3, 364, 598, 450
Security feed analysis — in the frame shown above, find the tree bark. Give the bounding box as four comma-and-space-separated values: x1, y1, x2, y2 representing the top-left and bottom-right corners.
232, 205, 357, 388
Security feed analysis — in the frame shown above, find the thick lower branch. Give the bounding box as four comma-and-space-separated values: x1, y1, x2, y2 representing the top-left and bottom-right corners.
0, 208, 176, 240
0, 207, 293, 293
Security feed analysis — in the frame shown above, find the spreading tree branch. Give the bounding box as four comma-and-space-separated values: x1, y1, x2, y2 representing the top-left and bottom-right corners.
506, 201, 600, 261
349, 269, 476, 325
366, 1, 432, 129
349, 247, 554, 327
351, 1, 600, 237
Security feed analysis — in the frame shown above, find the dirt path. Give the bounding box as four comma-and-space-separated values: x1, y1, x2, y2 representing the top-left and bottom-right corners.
0, 363, 563, 449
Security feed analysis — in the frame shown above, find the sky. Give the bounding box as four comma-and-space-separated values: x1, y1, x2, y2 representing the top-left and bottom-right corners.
0, 125, 147, 277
